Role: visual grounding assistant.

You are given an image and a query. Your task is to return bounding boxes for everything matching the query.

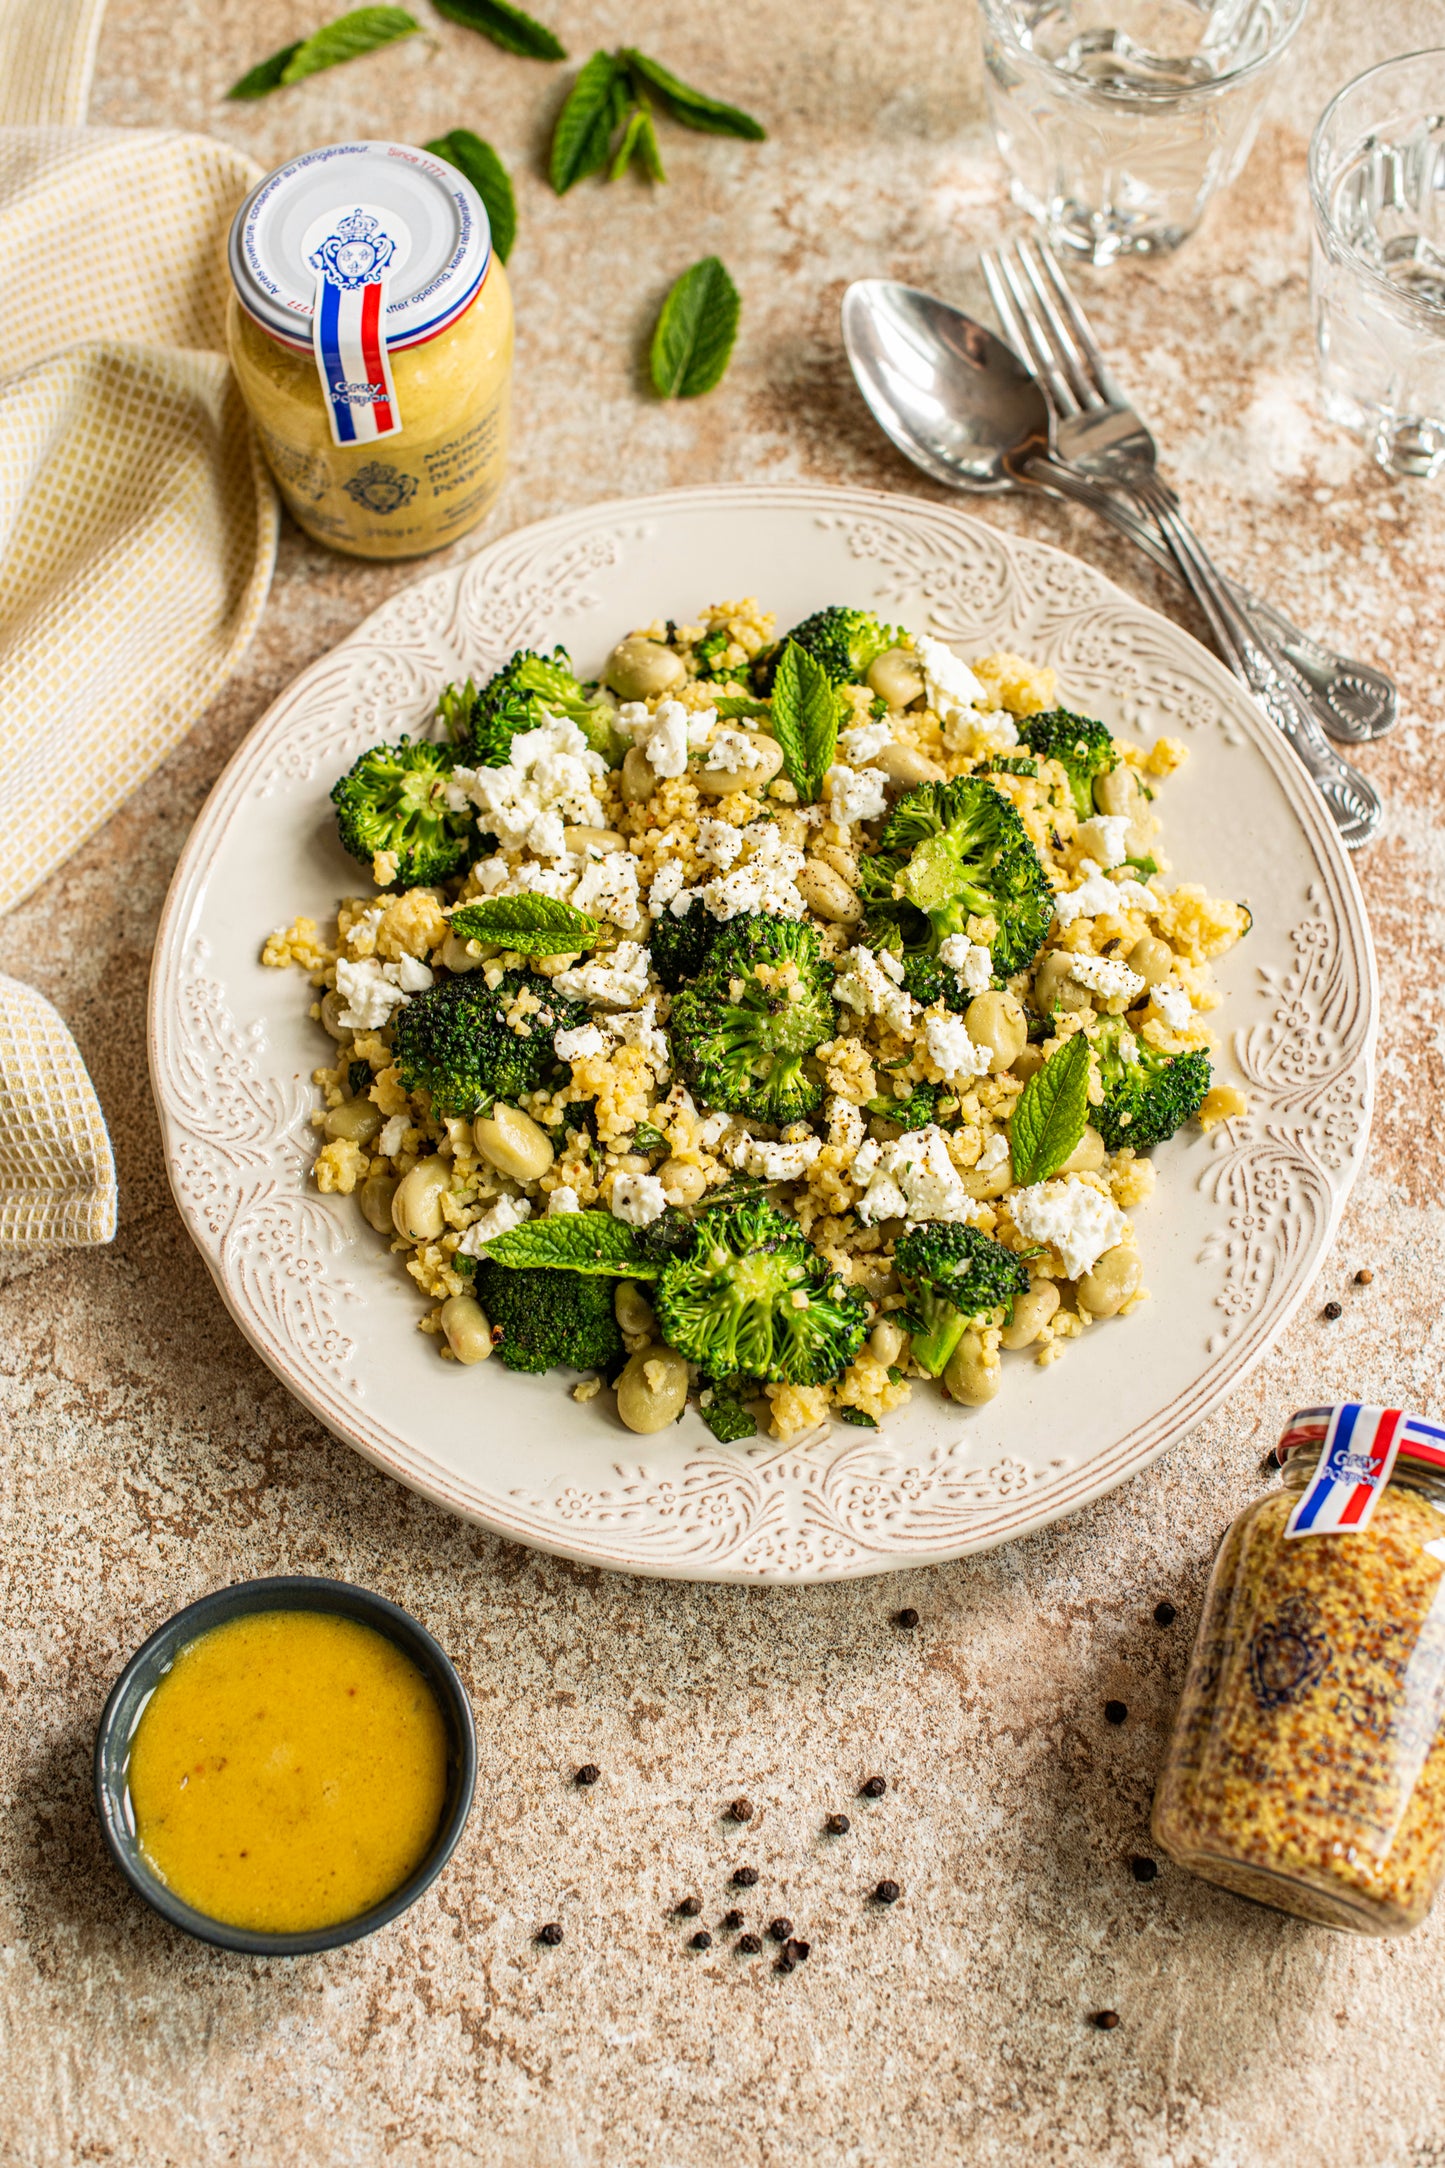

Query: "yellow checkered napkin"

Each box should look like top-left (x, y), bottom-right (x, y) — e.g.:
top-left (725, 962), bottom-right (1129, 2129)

top-left (0, 0), bottom-right (281, 1249)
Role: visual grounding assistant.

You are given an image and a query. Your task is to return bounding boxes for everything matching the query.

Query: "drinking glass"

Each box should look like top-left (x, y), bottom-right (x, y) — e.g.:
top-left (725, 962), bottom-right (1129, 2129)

top-left (977, 0), bottom-right (1310, 265)
top-left (1309, 50), bottom-right (1445, 482)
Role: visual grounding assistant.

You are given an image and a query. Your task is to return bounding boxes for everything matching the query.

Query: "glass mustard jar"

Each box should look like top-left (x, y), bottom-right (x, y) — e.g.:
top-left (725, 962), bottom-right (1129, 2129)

top-left (227, 141), bottom-right (512, 560)
top-left (1153, 1403), bottom-right (1445, 1934)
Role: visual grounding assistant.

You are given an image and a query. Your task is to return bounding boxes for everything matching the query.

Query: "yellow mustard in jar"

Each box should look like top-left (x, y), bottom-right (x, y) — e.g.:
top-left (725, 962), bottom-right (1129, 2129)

top-left (227, 142), bottom-right (512, 560)
top-left (1153, 1402), bottom-right (1445, 1934)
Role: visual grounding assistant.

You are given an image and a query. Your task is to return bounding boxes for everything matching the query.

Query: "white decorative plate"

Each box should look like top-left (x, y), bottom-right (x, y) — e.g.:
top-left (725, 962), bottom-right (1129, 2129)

top-left (149, 485), bottom-right (1376, 1582)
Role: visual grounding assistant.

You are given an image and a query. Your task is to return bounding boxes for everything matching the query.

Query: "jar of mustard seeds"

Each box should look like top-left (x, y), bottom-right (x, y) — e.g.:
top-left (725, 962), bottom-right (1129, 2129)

top-left (227, 141), bottom-right (512, 559)
top-left (1153, 1403), bottom-right (1445, 1935)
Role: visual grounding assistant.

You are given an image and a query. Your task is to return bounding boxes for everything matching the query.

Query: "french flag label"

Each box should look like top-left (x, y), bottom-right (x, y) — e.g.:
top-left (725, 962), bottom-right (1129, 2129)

top-left (308, 206), bottom-right (402, 447)
top-left (1284, 1403), bottom-right (1409, 1537)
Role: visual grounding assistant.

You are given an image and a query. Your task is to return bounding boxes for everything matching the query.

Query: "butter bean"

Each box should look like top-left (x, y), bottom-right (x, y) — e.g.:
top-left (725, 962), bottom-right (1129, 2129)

top-left (943, 1329), bottom-right (1000, 1406)
top-left (319, 989), bottom-right (349, 1040)
top-left (1077, 1245), bottom-right (1143, 1319)
top-left (1093, 764), bottom-right (1149, 821)
top-left (961, 1154), bottom-right (1014, 1202)
top-left (392, 1157), bottom-right (450, 1242)
top-left (605, 635), bottom-right (684, 701)
top-left (965, 989), bottom-right (1028, 1073)
top-left (694, 735), bottom-right (784, 797)
top-left (616, 1346), bottom-right (689, 1434)
top-left (658, 1156), bottom-right (707, 1206)
top-left (621, 746), bottom-right (657, 803)
top-left (1033, 951), bottom-right (1093, 1016)
top-left (870, 740), bottom-right (944, 789)
top-left (614, 1281), bottom-right (657, 1339)
top-left (439, 929), bottom-right (485, 974)
top-left (1012, 1045), bottom-right (1045, 1081)
top-left (473, 1104), bottom-right (554, 1184)
top-left (998, 1278), bottom-right (1059, 1351)
top-left (796, 860), bottom-right (862, 925)
top-left (865, 647), bottom-right (924, 709)
top-left (359, 1173), bottom-right (398, 1234)
top-left (1059, 1123), bottom-right (1106, 1174)
top-left (869, 1317), bottom-right (906, 1367)
top-left (564, 825), bottom-right (627, 855)
top-left (324, 1099), bottom-right (383, 1145)
top-left (1127, 934), bottom-right (1175, 987)
top-left (441, 1293), bottom-right (493, 1365)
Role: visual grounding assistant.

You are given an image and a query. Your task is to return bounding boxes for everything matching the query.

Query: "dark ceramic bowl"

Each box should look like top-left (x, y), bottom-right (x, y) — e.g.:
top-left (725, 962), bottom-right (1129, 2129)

top-left (94, 1575), bottom-right (476, 1956)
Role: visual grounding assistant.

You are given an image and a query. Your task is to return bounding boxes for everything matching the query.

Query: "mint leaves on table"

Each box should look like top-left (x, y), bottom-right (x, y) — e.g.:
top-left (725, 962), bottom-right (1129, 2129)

top-left (425, 130), bottom-right (517, 261)
top-left (229, 6), bottom-right (419, 97)
top-left (767, 639), bottom-right (840, 800)
top-left (549, 49), bottom-right (764, 193)
top-left (449, 895), bottom-right (600, 954)
top-left (649, 256), bottom-right (740, 400)
top-left (1008, 1029), bottom-right (1091, 1185)
top-left (430, 0), bottom-right (564, 59)
top-left (480, 1210), bottom-right (662, 1277)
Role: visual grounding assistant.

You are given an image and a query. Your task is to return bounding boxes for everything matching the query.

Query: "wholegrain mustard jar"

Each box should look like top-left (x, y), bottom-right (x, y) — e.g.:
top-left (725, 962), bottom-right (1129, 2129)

top-left (1153, 1403), bottom-right (1445, 1934)
top-left (227, 141), bottom-right (512, 559)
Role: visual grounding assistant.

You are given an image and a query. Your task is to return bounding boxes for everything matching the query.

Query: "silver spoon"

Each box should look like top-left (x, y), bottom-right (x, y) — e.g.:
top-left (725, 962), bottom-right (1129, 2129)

top-left (841, 280), bottom-right (1397, 746)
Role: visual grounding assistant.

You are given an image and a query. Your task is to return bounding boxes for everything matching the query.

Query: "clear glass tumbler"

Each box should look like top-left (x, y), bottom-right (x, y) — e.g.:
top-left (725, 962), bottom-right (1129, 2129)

top-left (1309, 50), bottom-right (1445, 482)
top-left (977, 0), bottom-right (1310, 265)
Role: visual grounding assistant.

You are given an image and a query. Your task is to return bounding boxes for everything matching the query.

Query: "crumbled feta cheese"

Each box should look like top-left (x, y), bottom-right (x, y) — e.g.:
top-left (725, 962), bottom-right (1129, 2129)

top-left (876, 949), bottom-right (907, 986)
top-left (554, 1021), bottom-right (607, 1064)
top-left (1011, 1178), bottom-right (1128, 1281)
top-left (855, 1124), bottom-right (974, 1225)
top-left (687, 708), bottom-right (719, 747)
top-left (527, 809), bottom-right (569, 860)
top-left (705, 728), bottom-right (769, 772)
top-left (1068, 953), bottom-right (1146, 1005)
top-left (1152, 982), bottom-right (1194, 1031)
top-left (840, 718), bottom-right (894, 765)
top-left (976, 1131), bottom-right (1011, 1174)
top-left (937, 934), bottom-right (993, 996)
top-left (964, 709), bottom-right (1020, 755)
top-left (642, 699), bottom-right (690, 779)
top-left (392, 954), bottom-right (435, 994)
top-left (1077, 814), bottom-right (1132, 869)
top-left (458, 1192), bottom-right (533, 1254)
top-left (855, 1173), bottom-right (908, 1226)
top-left (827, 764), bottom-right (889, 828)
top-left (924, 1009), bottom-right (993, 1081)
top-left (610, 1171), bottom-right (669, 1227)
top-left (334, 956), bottom-right (408, 1031)
top-left (729, 1133), bottom-right (823, 1181)
top-left (616, 701), bottom-right (651, 737)
top-left (609, 999), bottom-right (671, 1071)
top-left (472, 854), bottom-right (512, 895)
top-left (572, 849), bottom-right (642, 930)
top-left (698, 818), bottom-right (744, 868)
top-left (648, 860), bottom-right (687, 913)
top-left (669, 887), bottom-right (701, 918)
top-left (1052, 860), bottom-right (1156, 927)
top-left (695, 1111), bottom-right (733, 1149)
top-left (553, 942), bottom-right (651, 1007)
top-left (853, 1137), bottom-right (882, 1184)
top-left (547, 1185), bottom-right (581, 1215)
top-left (377, 1114), bottom-right (408, 1157)
top-left (913, 634), bottom-right (988, 722)
top-left (827, 1098), bottom-right (865, 1153)
top-left (701, 844), bottom-right (806, 921)
top-left (449, 717), bottom-right (606, 854)
top-left (833, 944), bottom-right (918, 1037)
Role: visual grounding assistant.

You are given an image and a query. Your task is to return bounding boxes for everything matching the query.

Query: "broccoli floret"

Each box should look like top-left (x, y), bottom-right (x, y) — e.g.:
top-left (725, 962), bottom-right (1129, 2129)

top-left (329, 739), bottom-right (473, 888)
top-left (693, 627), bottom-right (733, 681)
top-left (865, 1079), bottom-right (939, 1129)
top-left (756, 606), bottom-right (902, 693)
top-left (1089, 1017), bottom-right (1212, 1152)
top-left (460, 646), bottom-right (621, 767)
top-left (391, 968), bottom-right (586, 1116)
top-left (669, 915), bottom-right (836, 1122)
top-left (655, 1195), bottom-right (868, 1385)
top-left (649, 903), bottom-right (722, 991)
top-left (473, 1261), bottom-right (623, 1375)
top-left (893, 1223), bottom-right (1032, 1378)
top-left (699, 1374), bottom-right (761, 1442)
top-left (1016, 708), bottom-right (1120, 820)
top-left (858, 777), bottom-right (1054, 979)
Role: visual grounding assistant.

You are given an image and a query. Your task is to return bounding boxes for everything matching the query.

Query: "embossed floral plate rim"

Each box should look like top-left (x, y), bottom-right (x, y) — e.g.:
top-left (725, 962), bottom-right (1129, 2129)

top-left (149, 484), bottom-right (1377, 1582)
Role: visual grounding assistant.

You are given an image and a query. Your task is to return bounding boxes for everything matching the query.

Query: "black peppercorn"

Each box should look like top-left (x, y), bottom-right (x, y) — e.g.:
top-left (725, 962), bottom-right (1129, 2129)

top-left (895, 1607), bottom-right (919, 1629)
top-left (1094, 2010), bottom-right (1120, 2031)
top-left (775, 1953), bottom-right (795, 1974)
top-left (1104, 1700), bottom-right (1128, 1725)
top-left (825, 1812), bottom-right (851, 1836)
top-left (729, 1797), bottom-right (754, 1822)
top-left (1129, 1856), bottom-right (1158, 1883)
top-left (574, 1763), bottom-right (600, 1786)
top-left (1323, 1300), bottom-right (1342, 1320)
top-left (738, 1933), bottom-right (762, 1954)
top-left (860, 1776), bottom-right (887, 1798)
top-left (1153, 1601), bottom-right (1176, 1627)
top-left (768, 1916), bottom-right (793, 1941)
top-left (874, 1879), bottom-right (900, 1905)
top-left (786, 1938), bottom-right (810, 1963)
top-left (538, 1922), bottom-right (563, 1945)
top-left (690, 1930), bottom-right (713, 1951)
top-left (732, 1865), bottom-right (759, 1887)
top-left (723, 1909), bottom-right (745, 1931)
top-left (676, 1895), bottom-right (702, 1917)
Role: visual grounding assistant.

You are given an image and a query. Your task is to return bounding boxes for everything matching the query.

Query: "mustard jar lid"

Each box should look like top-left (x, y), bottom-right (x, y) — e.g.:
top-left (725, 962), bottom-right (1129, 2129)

top-left (228, 141), bottom-right (492, 447)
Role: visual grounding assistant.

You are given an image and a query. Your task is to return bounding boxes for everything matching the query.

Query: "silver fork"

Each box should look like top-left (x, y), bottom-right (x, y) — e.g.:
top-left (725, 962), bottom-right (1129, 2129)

top-left (981, 236), bottom-right (1385, 850)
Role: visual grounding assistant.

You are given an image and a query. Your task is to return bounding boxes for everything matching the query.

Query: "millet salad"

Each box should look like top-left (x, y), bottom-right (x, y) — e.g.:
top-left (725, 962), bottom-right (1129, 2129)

top-left (262, 599), bottom-right (1249, 1445)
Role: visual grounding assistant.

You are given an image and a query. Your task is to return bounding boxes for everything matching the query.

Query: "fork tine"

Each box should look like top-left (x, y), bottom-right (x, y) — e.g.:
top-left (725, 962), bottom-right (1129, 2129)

top-left (981, 244), bottom-right (1081, 417)
top-left (1032, 239), bottom-right (1126, 407)
top-left (1015, 238), bottom-right (1101, 412)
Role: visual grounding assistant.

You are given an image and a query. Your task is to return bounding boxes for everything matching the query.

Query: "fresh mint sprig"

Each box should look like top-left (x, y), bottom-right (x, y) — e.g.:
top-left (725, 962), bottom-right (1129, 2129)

top-left (229, 5), bottom-right (419, 98)
top-left (767, 640), bottom-right (841, 801)
top-left (1008, 1030), bottom-right (1092, 1185)
top-left (550, 47), bottom-right (765, 193)
top-left (448, 895), bottom-right (600, 954)
top-left (481, 1211), bottom-right (662, 1277)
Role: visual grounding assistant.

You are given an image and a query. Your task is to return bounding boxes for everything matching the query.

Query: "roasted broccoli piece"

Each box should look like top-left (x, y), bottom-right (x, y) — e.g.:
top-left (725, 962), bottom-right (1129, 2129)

top-left (329, 739), bottom-right (473, 888)
top-left (858, 777), bottom-right (1054, 979)
top-left (649, 902), bottom-right (722, 991)
top-left (655, 1195), bottom-right (868, 1386)
top-left (391, 968), bottom-right (586, 1116)
top-left (865, 1079), bottom-right (939, 1129)
top-left (669, 915), bottom-right (836, 1122)
top-left (755, 606), bottom-right (903, 693)
top-left (458, 646), bottom-right (620, 767)
top-left (893, 1223), bottom-right (1033, 1378)
top-left (1089, 1017), bottom-right (1212, 1152)
top-left (692, 627), bottom-right (733, 681)
top-left (472, 1260), bottom-right (624, 1375)
top-left (699, 1373), bottom-right (761, 1443)
top-left (1016, 708), bottom-right (1120, 821)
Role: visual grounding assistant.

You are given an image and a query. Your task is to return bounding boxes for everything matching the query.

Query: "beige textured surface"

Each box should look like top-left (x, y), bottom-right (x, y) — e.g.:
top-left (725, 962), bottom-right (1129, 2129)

top-left (4, 3), bottom-right (1445, 2161)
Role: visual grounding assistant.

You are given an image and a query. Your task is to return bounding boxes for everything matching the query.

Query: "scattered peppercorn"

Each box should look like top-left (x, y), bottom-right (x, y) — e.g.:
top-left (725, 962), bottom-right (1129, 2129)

top-left (786, 1938), bottom-right (811, 1963)
top-left (1153, 1601), bottom-right (1176, 1627)
top-left (690, 1930), bottom-right (713, 1950)
top-left (729, 1797), bottom-right (754, 1822)
top-left (1104, 1700), bottom-right (1128, 1725)
top-left (775, 1953), bottom-right (795, 1974)
top-left (723, 1909), bottom-right (745, 1931)
top-left (574, 1763), bottom-right (600, 1786)
top-left (895, 1607), bottom-right (919, 1629)
top-left (1356, 1267), bottom-right (1374, 1285)
top-left (538, 1923), bottom-right (563, 1945)
top-left (1323, 1300), bottom-right (1342, 1321)
top-left (874, 1879), bottom-right (900, 1905)
top-left (1094, 2010), bottom-right (1120, 2031)
top-left (732, 1865), bottom-right (759, 1887)
top-left (676, 1896), bottom-right (702, 1917)
top-left (768, 1917), bottom-right (793, 1941)
top-left (738, 1933), bottom-right (762, 1954)
top-left (1129, 1856), bottom-right (1158, 1883)
top-left (825, 1812), bottom-right (851, 1836)
top-left (860, 1776), bottom-right (887, 1798)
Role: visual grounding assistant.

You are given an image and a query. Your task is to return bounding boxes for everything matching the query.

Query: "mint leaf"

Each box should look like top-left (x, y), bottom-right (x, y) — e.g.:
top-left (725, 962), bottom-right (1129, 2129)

top-left (711, 694), bottom-right (769, 720)
top-left (449, 896), bottom-right (600, 954)
top-left (837, 1407), bottom-right (878, 1428)
top-left (609, 104), bottom-right (649, 181)
top-left (481, 1211), bottom-right (660, 1277)
top-left (622, 50), bottom-right (766, 140)
top-left (1009, 1030), bottom-right (1091, 1185)
top-left (649, 256), bottom-right (740, 399)
top-left (635, 107), bottom-right (666, 182)
top-left (229, 6), bottom-right (419, 96)
top-left (425, 131), bottom-right (517, 262)
top-left (431, 0), bottom-right (564, 59)
top-left (768, 640), bottom-right (839, 801)
top-left (550, 51), bottom-right (629, 193)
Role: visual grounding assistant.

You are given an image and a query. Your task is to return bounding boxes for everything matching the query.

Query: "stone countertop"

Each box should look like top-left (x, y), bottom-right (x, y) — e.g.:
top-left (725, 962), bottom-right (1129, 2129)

top-left (4, 3), bottom-right (1445, 2162)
